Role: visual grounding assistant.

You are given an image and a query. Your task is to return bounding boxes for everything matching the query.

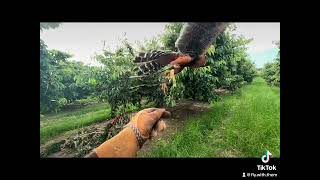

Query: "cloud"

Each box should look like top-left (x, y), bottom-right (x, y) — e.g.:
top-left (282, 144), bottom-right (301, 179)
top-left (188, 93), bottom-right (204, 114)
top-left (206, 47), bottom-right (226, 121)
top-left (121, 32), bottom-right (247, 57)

top-left (234, 23), bottom-right (280, 67)
top-left (40, 23), bottom-right (167, 65)
top-left (40, 22), bottom-right (280, 67)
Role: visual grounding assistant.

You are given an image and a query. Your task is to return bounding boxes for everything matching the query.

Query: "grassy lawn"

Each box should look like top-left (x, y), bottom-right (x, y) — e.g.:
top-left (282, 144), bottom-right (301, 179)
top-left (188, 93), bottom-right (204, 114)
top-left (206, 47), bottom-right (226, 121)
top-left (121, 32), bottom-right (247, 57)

top-left (40, 103), bottom-right (111, 144)
top-left (143, 77), bottom-right (280, 157)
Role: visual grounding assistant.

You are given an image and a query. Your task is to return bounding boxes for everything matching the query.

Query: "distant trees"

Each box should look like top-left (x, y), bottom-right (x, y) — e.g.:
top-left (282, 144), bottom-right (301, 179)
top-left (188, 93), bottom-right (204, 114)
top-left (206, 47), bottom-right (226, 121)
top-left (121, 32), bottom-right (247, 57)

top-left (94, 23), bottom-right (257, 115)
top-left (40, 23), bottom-right (257, 115)
top-left (262, 41), bottom-right (280, 87)
top-left (40, 23), bottom-right (61, 31)
top-left (40, 23), bottom-right (99, 113)
top-left (40, 41), bottom-right (99, 112)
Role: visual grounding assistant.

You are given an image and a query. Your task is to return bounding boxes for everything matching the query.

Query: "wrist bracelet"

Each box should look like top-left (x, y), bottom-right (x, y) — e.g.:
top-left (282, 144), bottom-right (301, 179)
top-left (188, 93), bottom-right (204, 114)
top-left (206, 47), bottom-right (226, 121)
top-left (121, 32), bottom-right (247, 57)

top-left (123, 123), bottom-right (146, 148)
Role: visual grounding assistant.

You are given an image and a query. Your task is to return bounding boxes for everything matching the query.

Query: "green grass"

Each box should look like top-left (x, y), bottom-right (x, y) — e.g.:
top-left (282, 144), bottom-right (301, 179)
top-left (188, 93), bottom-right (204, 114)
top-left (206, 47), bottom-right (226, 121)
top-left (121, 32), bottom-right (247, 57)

top-left (40, 103), bottom-right (111, 144)
top-left (143, 77), bottom-right (280, 157)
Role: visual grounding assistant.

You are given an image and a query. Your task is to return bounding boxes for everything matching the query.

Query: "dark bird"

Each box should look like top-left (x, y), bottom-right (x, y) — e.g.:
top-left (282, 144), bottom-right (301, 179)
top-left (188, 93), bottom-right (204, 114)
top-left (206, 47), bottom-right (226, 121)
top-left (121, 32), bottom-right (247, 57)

top-left (133, 22), bottom-right (229, 76)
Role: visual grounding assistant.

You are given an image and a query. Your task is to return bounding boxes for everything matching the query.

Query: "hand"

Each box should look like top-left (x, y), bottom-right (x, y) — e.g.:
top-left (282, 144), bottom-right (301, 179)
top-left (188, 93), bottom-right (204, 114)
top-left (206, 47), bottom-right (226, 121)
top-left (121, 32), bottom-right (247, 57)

top-left (129, 108), bottom-right (171, 139)
top-left (86, 108), bottom-right (171, 158)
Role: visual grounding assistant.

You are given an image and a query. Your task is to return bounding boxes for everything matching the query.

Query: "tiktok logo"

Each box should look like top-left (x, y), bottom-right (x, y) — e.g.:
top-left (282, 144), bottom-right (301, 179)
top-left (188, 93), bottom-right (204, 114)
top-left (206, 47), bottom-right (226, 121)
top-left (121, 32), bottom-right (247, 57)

top-left (261, 150), bottom-right (272, 163)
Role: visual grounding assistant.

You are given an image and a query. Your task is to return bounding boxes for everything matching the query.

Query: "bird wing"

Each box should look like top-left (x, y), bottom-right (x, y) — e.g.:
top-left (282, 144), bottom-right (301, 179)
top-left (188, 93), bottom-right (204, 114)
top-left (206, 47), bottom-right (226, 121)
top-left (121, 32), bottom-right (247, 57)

top-left (133, 50), bottom-right (179, 76)
top-left (132, 23), bottom-right (228, 76)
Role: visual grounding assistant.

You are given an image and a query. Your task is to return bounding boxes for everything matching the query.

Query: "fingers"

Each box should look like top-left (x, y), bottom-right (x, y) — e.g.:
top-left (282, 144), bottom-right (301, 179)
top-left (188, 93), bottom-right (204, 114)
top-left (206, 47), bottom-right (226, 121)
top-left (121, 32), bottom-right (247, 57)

top-left (139, 108), bottom-right (171, 131)
top-left (143, 108), bottom-right (171, 118)
top-left (147, 108), bottom-right (166, 124)
top-left (146, 108), bottom-right (170, 128)
top-left (143, 108), bottom-right (159, 113)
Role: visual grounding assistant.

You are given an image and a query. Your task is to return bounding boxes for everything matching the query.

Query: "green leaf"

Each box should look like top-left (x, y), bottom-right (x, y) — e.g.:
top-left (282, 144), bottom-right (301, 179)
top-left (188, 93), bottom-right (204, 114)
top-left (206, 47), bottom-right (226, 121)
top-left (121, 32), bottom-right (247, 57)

top-left (207, 45), bottom-right (215, 56)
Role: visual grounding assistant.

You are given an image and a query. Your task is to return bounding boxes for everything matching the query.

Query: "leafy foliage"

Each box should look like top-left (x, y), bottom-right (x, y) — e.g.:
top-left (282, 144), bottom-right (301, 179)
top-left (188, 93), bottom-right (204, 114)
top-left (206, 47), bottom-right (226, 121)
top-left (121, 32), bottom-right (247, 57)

top-left (40, 40), bottom-right (99, 113)
top-left (94, 40), bottom-right (168, 116)
top-left (262, 41), bottom-right (280, 87)
top-left (160, 23), bottom-right (257, 105)
top-left (40, 40), bottom-right (69, 112)
top-left (40, 23), bottom-right (257, 115)
top-left (161, 23), bottom-right (184, 51)
top-left (40, 23), bottom-right (61, 31)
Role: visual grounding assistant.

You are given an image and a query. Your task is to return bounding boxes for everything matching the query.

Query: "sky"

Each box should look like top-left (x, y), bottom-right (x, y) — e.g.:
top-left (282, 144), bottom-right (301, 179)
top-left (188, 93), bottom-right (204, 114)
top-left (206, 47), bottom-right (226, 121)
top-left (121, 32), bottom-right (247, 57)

top-left (235, 23), bottom-right (280, 68)
top-left (40, 22), bottom-right (280, 68)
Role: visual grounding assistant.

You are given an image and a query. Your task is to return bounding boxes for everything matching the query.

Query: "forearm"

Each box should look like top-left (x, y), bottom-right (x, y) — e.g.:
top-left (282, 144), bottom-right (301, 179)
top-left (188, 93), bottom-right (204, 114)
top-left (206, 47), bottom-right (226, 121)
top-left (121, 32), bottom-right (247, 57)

top-left (85, 108), bottom-right (168, 158)
top-left (86, 127), bottom-right (140, 158)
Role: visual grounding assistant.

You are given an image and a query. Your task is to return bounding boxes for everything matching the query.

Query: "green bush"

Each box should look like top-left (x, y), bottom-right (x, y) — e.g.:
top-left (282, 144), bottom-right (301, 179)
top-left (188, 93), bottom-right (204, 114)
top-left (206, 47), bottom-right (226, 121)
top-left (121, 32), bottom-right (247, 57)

top-left (40, 23), bottom-right (257, 115)
top-left (262, 41), bottom-right (280, 87)
top-left (162, 23), bottom-right (257, 103)
top-left (40, 39), bottom-right (101, 113)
